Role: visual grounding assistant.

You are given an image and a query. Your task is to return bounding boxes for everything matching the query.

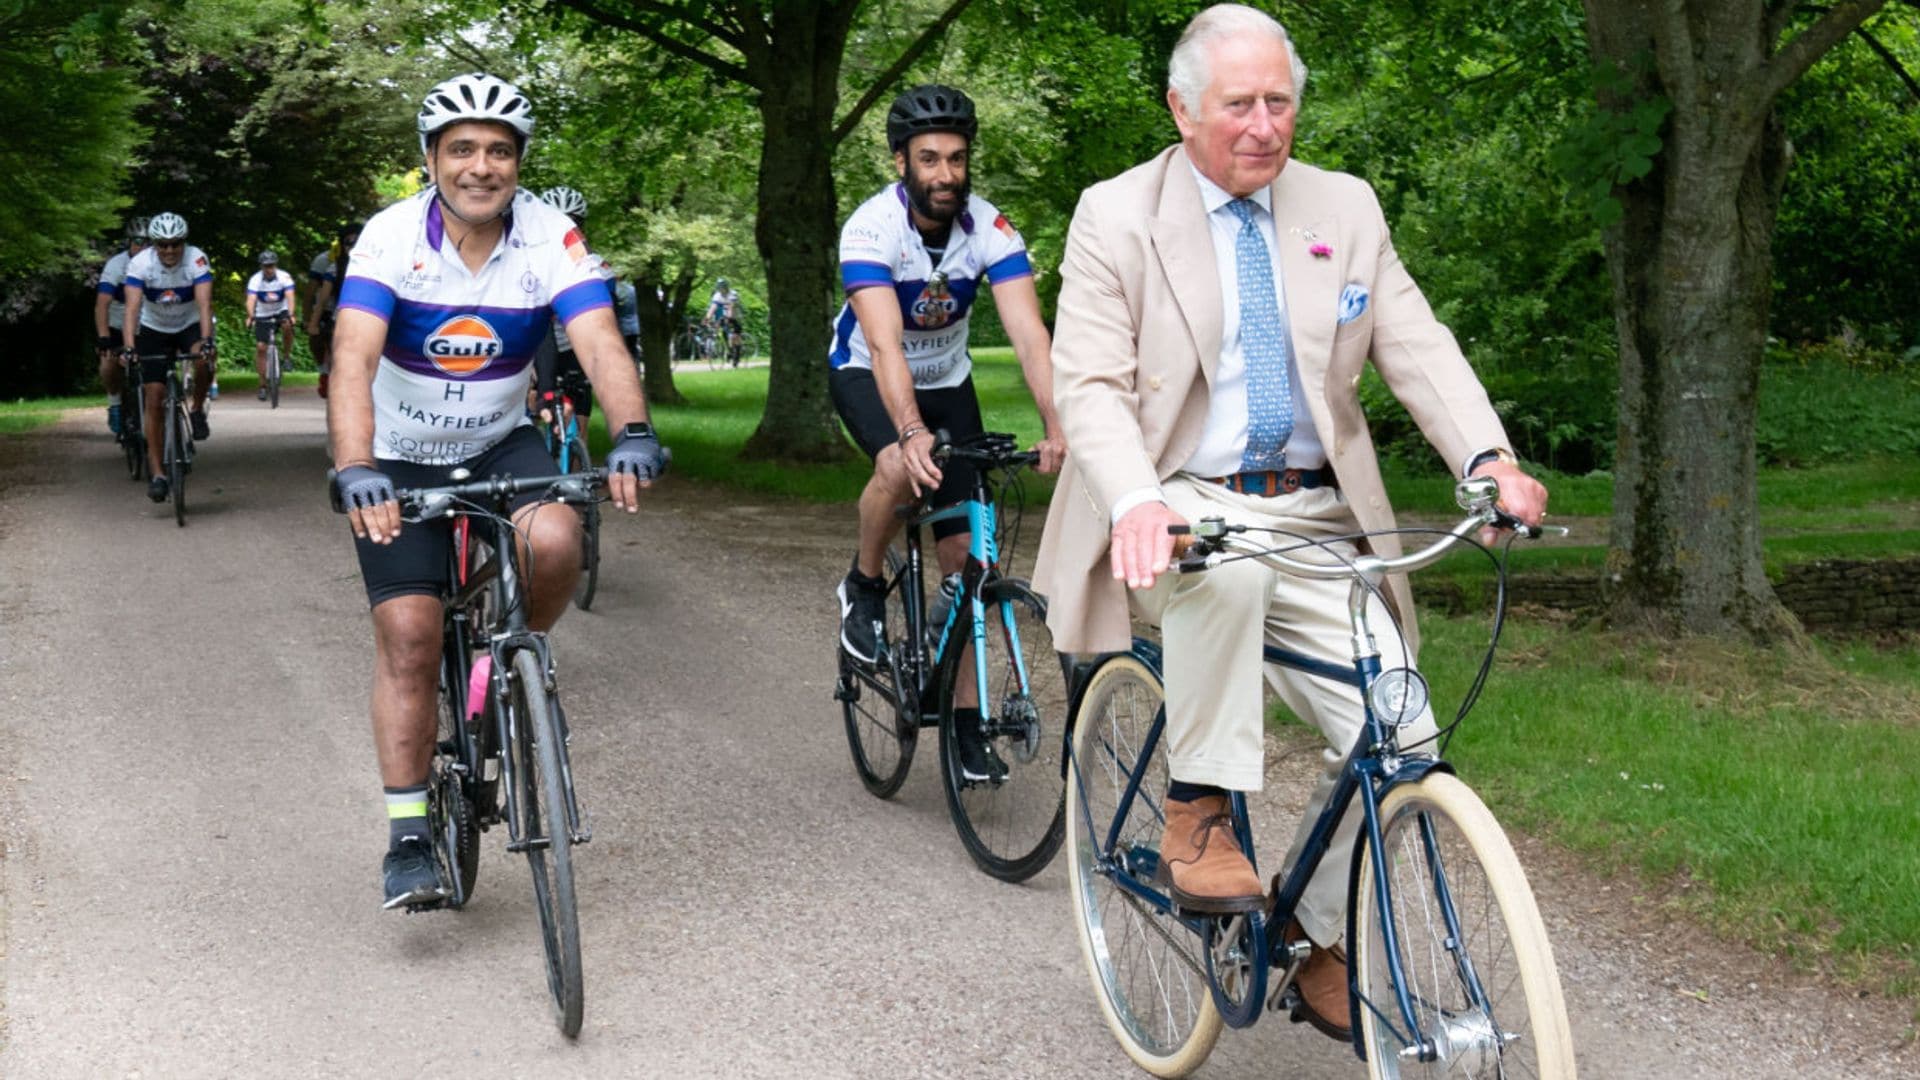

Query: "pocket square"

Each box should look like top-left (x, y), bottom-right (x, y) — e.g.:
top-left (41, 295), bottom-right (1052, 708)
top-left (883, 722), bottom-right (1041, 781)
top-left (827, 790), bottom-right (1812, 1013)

top-left (1337, 284), bottom-right (1370, 325)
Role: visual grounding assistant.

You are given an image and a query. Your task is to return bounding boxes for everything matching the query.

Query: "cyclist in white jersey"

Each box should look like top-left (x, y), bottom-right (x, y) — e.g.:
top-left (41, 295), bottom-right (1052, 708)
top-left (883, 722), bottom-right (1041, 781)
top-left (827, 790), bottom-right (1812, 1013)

top-left (327, 73), bottom-right (665, 910)
top-left (705, 279), bottom-right (742, 366)
top-left (829, 84), bottom-right (1065, 782)
top-left (95, 216), bottom-right (148, 434)
top-left (245, 251), bottom-right (298, 400)
top-left (306, 221), bottom-right (362, 399)
top-left (121, 211), bottom-right (215, 503)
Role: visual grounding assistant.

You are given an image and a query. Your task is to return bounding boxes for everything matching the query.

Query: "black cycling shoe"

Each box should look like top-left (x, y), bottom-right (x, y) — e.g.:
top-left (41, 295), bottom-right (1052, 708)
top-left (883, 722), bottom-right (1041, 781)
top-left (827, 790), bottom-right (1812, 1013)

top-left (147, 476), bottom-right (168, 503)
top-left (837, 572), bottom-right (887, 665)
top-left (189, 410), bottom-right (210, 440)
top-left (957, 724), bottom-right (1010, 785)
top-left (381, 837), bottom-right (449, 910)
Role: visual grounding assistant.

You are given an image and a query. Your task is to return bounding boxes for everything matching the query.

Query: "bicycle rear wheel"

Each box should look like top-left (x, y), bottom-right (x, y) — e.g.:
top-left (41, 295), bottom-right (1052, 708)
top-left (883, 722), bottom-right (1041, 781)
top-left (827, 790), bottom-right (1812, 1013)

top-left (166, 393), bottom-right (187, 527)
top-left (1065, 651), bottom-right (1221, 1076)
top-left (570, 437), bottom-right (600, 611)
top-left (1352, 772), bottom-right (1575, 1079)
top-left (937, 577), bottom-right (1067, 882)
top-left (507, 647), bottom-right (584, 1037)
top-left (839, 549), bottom-right (917, 798)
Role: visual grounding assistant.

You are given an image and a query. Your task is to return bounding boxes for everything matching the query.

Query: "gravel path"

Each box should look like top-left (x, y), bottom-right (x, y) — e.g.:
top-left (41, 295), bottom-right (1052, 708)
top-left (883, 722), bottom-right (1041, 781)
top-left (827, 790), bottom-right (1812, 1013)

top-left (1, 394), bottom-right (1912, 1077)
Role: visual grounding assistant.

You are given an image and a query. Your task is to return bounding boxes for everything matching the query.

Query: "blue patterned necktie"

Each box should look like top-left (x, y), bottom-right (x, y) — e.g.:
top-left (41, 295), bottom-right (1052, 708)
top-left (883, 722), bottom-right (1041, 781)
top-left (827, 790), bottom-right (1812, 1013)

top-left (1226, 198), bottom-right (1294, 471)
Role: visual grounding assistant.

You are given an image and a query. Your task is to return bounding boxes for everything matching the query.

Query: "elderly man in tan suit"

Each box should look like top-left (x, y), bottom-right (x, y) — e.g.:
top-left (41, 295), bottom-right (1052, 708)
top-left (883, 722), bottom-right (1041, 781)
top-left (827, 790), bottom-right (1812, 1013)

top-left (1033, 3), bottom-right (1547, 1040)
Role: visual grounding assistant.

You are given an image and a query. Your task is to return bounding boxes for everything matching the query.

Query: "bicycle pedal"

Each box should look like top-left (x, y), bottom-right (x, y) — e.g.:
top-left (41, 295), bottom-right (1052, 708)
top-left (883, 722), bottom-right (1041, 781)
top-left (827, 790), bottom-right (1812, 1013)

top-left (402, 897), bottom-right (451, 914)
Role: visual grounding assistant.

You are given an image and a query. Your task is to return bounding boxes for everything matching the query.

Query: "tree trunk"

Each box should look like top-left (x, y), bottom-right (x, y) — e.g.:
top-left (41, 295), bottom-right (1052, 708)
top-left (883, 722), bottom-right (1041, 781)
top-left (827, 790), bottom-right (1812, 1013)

top-left (741, 18), bottom-right (854, 463)
top-left (1586, 2), bottom-right (1805, 641)
top-left (633, 262), bottom-right (684, 406)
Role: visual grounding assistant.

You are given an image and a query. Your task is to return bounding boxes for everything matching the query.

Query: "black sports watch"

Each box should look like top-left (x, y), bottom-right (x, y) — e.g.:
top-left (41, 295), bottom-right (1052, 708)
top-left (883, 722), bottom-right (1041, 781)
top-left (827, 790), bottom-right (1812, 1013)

top-left (619, 421), bottom-right (657, 442)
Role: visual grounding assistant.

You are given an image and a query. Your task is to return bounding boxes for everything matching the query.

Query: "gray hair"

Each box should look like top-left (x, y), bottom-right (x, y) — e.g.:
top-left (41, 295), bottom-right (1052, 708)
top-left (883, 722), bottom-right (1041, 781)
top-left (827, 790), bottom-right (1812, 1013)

top-left (1167, 4), bottom-right (1307, 112)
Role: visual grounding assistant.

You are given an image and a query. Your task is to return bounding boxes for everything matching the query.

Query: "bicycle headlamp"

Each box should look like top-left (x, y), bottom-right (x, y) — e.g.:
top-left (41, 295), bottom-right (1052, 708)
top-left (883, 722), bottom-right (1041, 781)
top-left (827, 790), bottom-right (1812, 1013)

top-left (1369, 668), bottom-right (1429, 728)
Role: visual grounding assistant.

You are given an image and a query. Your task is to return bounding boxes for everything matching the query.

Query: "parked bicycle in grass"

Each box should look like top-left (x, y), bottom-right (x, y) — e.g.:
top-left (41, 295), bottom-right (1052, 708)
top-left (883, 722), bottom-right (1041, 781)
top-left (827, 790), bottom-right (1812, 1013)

top-left (835, 431), bottom-right (1067, 881)
top-left (1064, 476), bottom-right (1575, 1078)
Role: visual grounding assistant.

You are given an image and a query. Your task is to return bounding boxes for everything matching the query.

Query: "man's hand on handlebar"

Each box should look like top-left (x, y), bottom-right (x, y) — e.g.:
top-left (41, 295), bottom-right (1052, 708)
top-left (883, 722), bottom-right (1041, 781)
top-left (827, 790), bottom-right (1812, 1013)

top-left (604, 427), bottom-right (665, 511)
top-left (1469, 460), bottom-right (1549, 546)
top-left (898, 428), bottom-right (942, 497)
top-left (1031, 427), bottom-right (1066, 476)
top-left (336, 464), bottom-right (400, 544)
top-left (1111, 500), bottom-right (1189, 590)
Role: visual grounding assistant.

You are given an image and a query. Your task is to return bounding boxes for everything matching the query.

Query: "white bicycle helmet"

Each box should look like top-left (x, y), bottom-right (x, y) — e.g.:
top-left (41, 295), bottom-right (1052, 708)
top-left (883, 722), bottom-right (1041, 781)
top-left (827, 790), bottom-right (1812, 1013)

top-left (417, 73), bottom-right (535, 154)
top-left (148, 212), bottom-right (188, 241)
top-left (540, 185), bottom-right (587, 219)
top-left (126, 216), bottom-right (151, 240)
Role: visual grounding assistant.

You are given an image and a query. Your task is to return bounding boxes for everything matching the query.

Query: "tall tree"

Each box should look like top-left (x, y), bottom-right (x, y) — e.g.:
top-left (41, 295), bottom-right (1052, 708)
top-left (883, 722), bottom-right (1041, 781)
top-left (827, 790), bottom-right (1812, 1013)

top-left (552, 0), bottom-right (978, 462)
top-left (1581, 0), bottom-right (1890, 639)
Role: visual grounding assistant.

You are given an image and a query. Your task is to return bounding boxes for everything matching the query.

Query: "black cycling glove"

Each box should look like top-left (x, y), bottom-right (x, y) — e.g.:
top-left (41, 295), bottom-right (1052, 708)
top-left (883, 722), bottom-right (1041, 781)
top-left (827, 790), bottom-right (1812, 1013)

top-left (335, 464), bottom-right (396, 511)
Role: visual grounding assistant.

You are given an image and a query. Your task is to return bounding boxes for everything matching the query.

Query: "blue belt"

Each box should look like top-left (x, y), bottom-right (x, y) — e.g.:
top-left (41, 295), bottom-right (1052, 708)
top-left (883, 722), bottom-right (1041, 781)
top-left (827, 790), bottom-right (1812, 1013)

top-left (1205, 467), bottom-right (1336, 497)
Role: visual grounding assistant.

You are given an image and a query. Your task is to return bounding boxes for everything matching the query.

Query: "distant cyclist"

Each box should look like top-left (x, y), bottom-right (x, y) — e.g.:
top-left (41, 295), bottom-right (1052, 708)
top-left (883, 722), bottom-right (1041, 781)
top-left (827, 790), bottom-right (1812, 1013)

top-left (828, 84), bottom-right (1065, 781)
top-left (613, 271), bottom-right (641, 361)
top-left (705, 277), bottom-right (743, 366)
top-left (94, 216), bottom-right (149, 435)
top-left (306, 221), bottom-right (363, 399)
top-left (328, 74), bottom-right (662, 910)
top-left (245, 251), bottom-right (298, 400)
top-left (121, 211), bottom-right (214, 503)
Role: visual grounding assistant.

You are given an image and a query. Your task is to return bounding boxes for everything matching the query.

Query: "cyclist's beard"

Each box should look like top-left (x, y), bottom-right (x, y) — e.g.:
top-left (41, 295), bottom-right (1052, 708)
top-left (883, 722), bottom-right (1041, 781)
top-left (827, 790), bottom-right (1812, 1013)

top-left (905, 171), bottom-right (970, 224)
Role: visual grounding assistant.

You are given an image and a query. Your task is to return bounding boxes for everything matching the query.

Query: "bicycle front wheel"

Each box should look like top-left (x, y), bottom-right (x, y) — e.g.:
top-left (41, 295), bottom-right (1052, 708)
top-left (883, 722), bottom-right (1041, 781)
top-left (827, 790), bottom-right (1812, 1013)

top-left (1353, 772), bottom-right (1575, 1079)
top-left (937, 577), bottom-right (1067, 882)
top-left (1065, 651), bottom-right (1221, 1077)
top-left (167, 397), bottom-right (188, 527)
top-left (839, 548), bottom-right (916, 798)
top-left (507, 647), bottom-right (584, 1037)
top-left (267, 344), bottom-right (281, 408)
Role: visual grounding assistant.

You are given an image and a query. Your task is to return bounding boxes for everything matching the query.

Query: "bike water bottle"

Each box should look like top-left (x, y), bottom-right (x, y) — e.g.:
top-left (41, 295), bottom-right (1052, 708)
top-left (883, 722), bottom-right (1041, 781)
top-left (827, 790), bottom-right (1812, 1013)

top-left (927, 572), bottom-right (963, 648)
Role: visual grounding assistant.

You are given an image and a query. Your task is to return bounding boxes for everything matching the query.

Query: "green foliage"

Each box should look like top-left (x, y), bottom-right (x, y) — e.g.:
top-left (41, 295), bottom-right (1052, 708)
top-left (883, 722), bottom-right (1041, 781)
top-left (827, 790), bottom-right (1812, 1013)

top-left (1549, 56), bottom-right (1672, 228)
top-left (0, 1), bottom-right (146, 276)
top-left (1756, 342), bottom-right (1920, 467)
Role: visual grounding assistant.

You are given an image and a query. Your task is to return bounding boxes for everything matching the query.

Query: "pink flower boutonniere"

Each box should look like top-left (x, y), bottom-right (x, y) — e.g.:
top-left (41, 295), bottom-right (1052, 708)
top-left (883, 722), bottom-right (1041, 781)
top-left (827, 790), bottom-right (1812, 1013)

top-left (1309, 243), bottom-right (1333, 259)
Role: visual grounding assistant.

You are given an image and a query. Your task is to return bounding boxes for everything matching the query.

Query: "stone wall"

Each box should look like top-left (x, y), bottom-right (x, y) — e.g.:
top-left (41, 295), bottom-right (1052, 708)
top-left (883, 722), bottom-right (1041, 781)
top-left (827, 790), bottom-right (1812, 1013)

top-left (1422, 558), bottom-right (1920, 634)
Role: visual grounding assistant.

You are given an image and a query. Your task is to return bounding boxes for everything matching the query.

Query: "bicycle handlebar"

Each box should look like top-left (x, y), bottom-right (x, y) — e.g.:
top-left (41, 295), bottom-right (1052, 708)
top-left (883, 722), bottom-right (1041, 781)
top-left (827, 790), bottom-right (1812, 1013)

top-left (929, 429), bottom-right (1040, 470)
top-left (1172, 476), bottom-right (1567, 580)
top-left (326, 451), bottom-right (671, 518)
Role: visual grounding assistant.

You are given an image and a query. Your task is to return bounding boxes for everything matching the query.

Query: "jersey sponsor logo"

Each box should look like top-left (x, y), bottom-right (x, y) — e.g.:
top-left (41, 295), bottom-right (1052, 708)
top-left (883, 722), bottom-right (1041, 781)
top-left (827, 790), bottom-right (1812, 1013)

top-left (993, 214), bottom-right (1017, 241)
top-left (910, 273), bottom-right (957, 330)
top-left (423, 314), bottom-right (503, 375)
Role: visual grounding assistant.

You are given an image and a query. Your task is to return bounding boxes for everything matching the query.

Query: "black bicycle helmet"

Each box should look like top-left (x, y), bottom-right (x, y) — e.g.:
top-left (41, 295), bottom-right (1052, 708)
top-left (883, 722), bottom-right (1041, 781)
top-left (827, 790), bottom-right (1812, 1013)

top-left (885, 84), bottom-right (977, 153)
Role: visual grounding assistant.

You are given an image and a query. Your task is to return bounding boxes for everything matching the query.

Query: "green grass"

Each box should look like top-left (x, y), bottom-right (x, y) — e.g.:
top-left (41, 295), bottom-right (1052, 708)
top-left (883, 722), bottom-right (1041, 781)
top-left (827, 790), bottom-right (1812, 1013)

top-left (1400, 614), bottom-right (1920, 990)
top-left (0, 395), bottom-right (103, 435)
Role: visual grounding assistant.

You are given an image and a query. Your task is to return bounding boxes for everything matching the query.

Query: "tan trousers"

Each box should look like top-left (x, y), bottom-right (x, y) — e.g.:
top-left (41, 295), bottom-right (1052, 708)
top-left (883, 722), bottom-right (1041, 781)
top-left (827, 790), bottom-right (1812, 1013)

top-left (1129, 475), bottom-right (1437, 948)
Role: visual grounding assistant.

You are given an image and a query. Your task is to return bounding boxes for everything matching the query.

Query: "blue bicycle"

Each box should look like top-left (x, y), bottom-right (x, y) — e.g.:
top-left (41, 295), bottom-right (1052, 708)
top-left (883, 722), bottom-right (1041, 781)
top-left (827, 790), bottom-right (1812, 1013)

top-left (539, 387), bottom-right (601, 611)
top-left (834, 431), bottom-right (1068, 882)
top-left (1064, 477), bottom-right (1575, 1077)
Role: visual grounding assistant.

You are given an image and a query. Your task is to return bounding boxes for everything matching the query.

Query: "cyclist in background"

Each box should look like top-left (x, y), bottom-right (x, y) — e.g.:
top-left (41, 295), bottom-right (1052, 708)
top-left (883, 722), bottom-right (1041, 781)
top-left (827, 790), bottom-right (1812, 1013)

top-left (613, 271), bottom-right (641, 361)
top-left (95, 216), bottom-right (149, 435)
top-left (531, 185), bottom-right (609, 427)
top-left (328, 74), bottom-right (662, 910)
top-left (828, 84), bottom-right (1065, 782)
top-left (705, 277), bottom-right (743, 366)
top-left (306, 221), bottom-right (363, 399)
top-left (121, 211), bottom-right (214, 503)
top-left (245, 251), bottom-right (298, 400)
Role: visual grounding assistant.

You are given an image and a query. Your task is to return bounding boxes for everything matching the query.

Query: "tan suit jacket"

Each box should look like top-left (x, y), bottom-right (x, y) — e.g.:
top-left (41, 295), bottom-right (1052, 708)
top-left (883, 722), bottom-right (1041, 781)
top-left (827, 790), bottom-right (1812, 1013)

top-left (1034, 145), bottom-right (1510, 654)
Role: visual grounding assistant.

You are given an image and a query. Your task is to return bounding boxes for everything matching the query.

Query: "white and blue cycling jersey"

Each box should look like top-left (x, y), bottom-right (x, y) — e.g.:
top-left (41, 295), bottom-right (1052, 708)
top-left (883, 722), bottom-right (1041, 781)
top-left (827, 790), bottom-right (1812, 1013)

top-left (125, 245), bottom-right (213, 334)
top-left (337, 188), bottom-right (612, 465)
top-left (246, 270), bottom-right (297, 318)
top-left (828, 184), bottom-right (1032, 390)
top-left (97, 250), bottom-right (134, 331)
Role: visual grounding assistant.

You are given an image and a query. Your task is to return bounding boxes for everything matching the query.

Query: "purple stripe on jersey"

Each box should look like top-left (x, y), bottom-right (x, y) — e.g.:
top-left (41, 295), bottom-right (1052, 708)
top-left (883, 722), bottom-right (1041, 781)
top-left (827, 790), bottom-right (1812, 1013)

top-left (191, 273), bottom-right (212, 285)
top-left (842, 261), bottom-right (894, 291)
top-left (552, 279), bottom-right (612, 325)
top-left (984, 251), bottom-right (1033, 285)
top-left (125, 275), bottom-right (145, 289)
top-left (340, 276), bottom-right (397, 321)
top-left (425, 198), bottom-right (445, 252)
top-left (97, 282), bottom-right (119, 296)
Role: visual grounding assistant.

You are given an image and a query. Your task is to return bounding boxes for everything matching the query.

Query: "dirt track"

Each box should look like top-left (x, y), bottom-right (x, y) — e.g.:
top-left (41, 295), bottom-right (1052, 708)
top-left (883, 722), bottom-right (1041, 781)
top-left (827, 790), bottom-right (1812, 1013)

top-left (1, 394), bottom-right (1913, 1078)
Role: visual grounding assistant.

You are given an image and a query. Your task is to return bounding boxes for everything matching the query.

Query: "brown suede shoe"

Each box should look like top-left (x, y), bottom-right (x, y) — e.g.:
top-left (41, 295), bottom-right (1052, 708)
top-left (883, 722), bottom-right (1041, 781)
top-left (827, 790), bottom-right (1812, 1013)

top-left (1285, 919), bottom-right (1352, 1041)
top-left (1160, 795), bottom-right (1264, 913)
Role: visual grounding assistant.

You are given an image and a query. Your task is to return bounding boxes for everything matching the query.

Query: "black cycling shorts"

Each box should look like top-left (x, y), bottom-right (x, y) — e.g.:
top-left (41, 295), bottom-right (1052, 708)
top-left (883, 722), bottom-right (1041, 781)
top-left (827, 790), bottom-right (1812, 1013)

top-left (829, 367), bottom-right (983, 540)
top-left (252, 314), bottom-right (289, 343)
top-left (134, 326), bottom-right (203, 383)
top-left (352, 425), bottom-right (561, 608)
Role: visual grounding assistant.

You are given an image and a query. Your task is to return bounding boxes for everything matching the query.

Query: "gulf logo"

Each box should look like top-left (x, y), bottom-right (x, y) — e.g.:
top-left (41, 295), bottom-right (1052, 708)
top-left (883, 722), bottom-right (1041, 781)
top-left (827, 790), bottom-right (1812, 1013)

top-left (423, 314), bottom-right (503, 375)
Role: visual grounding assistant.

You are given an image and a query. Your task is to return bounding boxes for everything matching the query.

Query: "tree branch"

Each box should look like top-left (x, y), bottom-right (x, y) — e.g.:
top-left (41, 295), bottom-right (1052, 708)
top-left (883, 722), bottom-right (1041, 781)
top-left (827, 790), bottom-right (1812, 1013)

top-left (830, 0), bottom-right (979, 145)
top-left (1651, 0), bottom-right (1702, 117)
top-left (1856, 23), bottom-right (1920, 102)
top-left (1762, 0), bottom-right (1889, 105)
top-left (553, 0), bottom-right (755, 86)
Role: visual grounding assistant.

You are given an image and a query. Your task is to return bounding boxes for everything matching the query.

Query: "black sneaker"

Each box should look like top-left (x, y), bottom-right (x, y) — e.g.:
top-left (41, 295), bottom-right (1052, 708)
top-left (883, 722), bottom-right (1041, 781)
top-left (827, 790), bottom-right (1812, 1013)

top-left (957, 723), bottom-right (1009, 785)
top-left (189, 410), bottom-right (210, 440)
top-left (256, 387), bottom-right (269, 402)
top-left (837, 573), bottom-right (887, 664)
top-left (147, 476), bottom-right (168, 503)
top-left (381, 837), bottom-right (448, 910)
